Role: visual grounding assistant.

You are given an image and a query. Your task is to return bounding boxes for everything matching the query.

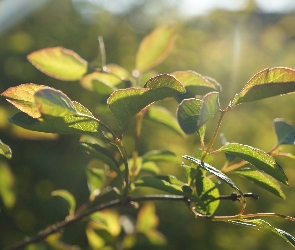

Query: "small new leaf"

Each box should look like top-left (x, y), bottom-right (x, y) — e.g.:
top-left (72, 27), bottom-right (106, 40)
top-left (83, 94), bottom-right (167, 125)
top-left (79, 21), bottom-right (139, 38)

top-left (34, 88), bottom-right (78, 117)
top-left (273, 118), bottom-right (295, 145)
top-left (233, 67), bottom-right (295, 105)
top-left (218, 143), bottom-right (288, 185)
top-left (136, 23), bottom-right (176, 73)
top-left (28, 47), bottom-right (88, 81)
top-left (0, 140), bottom-right (12, 159)
top-left (51, 189), bottom-right (76, 218)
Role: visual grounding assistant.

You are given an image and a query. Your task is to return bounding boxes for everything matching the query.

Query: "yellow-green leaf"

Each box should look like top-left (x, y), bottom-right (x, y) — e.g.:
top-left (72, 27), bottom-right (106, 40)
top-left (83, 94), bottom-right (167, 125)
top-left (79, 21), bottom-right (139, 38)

top-left (0, 161), bottom-right (16, 208)
top-left (28, 47), bottom-right (88, 81)
top-left (107, 74), bottom-right (185, 128)
top-left (0, 140), bottom-right (12, 160)
top-left (9, 102), bottom-right (104, 137)
top-left (51, 189), bottom-right (76, 218)
top-left (1, 83), bottom-right (46, 118)
top-left (234, 169), bottom-right (285, 199)
top-left (144, 106), bottom-right (184, 137)
top-left (218, 143), bottom-right (288, 185)
top-left (136, 24), bottom-right (176, 73)
top-left (233, 67), bottom-right (295, 105)
top-left (34, 88), bottom-right (78, 117)
top-left (171, 71), bottom-right (219, 97)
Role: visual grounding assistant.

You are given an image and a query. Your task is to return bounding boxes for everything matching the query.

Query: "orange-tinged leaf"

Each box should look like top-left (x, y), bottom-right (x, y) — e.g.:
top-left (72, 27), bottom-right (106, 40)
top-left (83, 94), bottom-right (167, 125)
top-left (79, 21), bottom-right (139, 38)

top-left (28, 47), bottom-right (88, 81)
top-left (233, 67), bottom-right (295, 105)
top-left (1, 84), bottom-right (46, 118)
top-left (136, 24), bottom-right (176, 73)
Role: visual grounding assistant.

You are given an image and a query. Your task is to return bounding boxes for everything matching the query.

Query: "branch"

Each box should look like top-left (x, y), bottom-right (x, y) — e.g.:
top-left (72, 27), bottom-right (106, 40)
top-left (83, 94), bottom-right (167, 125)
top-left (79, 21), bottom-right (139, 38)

top-left (4, 195), bottom-right (188, 250)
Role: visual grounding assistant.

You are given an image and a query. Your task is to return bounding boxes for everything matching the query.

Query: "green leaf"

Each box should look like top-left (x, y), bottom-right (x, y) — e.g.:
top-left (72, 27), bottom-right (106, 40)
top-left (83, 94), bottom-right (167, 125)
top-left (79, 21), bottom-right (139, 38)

top-left (107, 74), bottom-right (185, 128)
top-left (197, 91), bottom-right (220, 128)
top-left (105, 63), bottom-right (132, 83)
top-left (273, 118), bottom-right (295, 145)
top-left (136, 23), bottom-right (176, 73)
top-left (135, 175), bottom-right (190, 196)
top-left (9, 102), bottom-right (104, 137)
top-left (142, 150), bottom-right (179, 164)
top-left (27, 47), bottom-right (88, 81)
top-left (177, 98), bottom-right (203, 134)
top-left (182, 155), bottom-right (242, 194)
top-left (51, 189), bottom-right (76, 217)
top-left (171, 71), bottom-right (219, 98)
top-left (195, 168), bottom-right (220, 215)
top-left (144, 106), bottom-right (184, 137)
top-left (1, 83), bottom-right (46, 118)
top-left (80, 142), bottom-right (120, 177)
top-left (80, 71), bottom-right (126, 96)
top-left (136, 203), bottom-right (158, 232)
top-left (34, 88), bottom-right (78, 117)
top-left (86, 168), bottom-right (106, 201)
top-left (229, 219), bottom-right (295, 247)
top-left (0, 161), bottom-right (16, 208)
top-left (218, 143), bottom-right (288, 185)
top-left (233, 67), bottom-right (295, 105)
top-left (0, 140), bottom-right (12, 159)
top-left (141, 162), bottom-right (160, 175)
top-left (220, 133), bottom-right (236, 162)
top-left (233, 169), bottom-right (285, 199)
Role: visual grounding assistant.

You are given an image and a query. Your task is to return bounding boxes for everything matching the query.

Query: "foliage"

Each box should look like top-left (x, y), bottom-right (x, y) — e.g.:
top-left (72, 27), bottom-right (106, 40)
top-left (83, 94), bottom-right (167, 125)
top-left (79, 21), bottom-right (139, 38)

top-left (1, 23), bottom-right (295, 250)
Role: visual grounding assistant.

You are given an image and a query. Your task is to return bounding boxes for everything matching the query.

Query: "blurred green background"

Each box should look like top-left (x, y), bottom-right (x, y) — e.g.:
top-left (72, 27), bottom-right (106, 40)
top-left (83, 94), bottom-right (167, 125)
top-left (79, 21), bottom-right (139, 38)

top-left (1, 0), bottom-right (295, 249)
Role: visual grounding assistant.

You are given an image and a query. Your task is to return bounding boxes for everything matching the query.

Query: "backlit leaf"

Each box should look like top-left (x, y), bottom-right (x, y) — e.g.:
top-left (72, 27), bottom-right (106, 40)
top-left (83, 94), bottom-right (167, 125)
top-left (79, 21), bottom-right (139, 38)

top-left (197, 91), bottom-right (220, 128)
top-left (273, 118), bottom-right (295, 145)
top-left (0, 162), bottom-right (15, 208)
top-left (107, 74), bottom-right (185, 128)
top-left (105, 63), bottom-right (132, 82)
top-left (144, 105), bottom-right (184, 137)
top-left (220, 133), bottom-right (236, 162)
top-left (195, 168), bottom-right (220, 215)
top-left (135, 175), bottom-right (190, 196)
top-left (182, 155), bottom-right (242, 194)
top-left (51, 189), bottom-right (76, 217)
top-left (177, 98), bottom-right (203, 134)
top-left (28, 47), bottom-right (88, 81)
top-left (80, 71), bottom-right (125, 96)
top-left (9, 102), bottom-right (104, 137)
top-left (234, 169), bottom-right (285, 199)
top-left (136, 203), bottom-right (158, 232)
top-left (142, 150), bottom-right (179, 164)
top-left (218, 143), bottom-right (288, 185)
top-left (80, 142), bottom-right (120, 177)
top-left (171, 71), bottom-right (219, 98)
top-left (136, 24), bottom-right (176, 73)
top-left (0, 140), bottom-right (12, 159)
top-left (233, 67), bottom-right (295, 105)
top-left (1, 83), bottom-right (46, 118)
top-left (34, 88), bottom-right (78, 117)
top-left (228, 219), bottom-right (295, 247)
top-left (86, 168), bottom-right (106, 201)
